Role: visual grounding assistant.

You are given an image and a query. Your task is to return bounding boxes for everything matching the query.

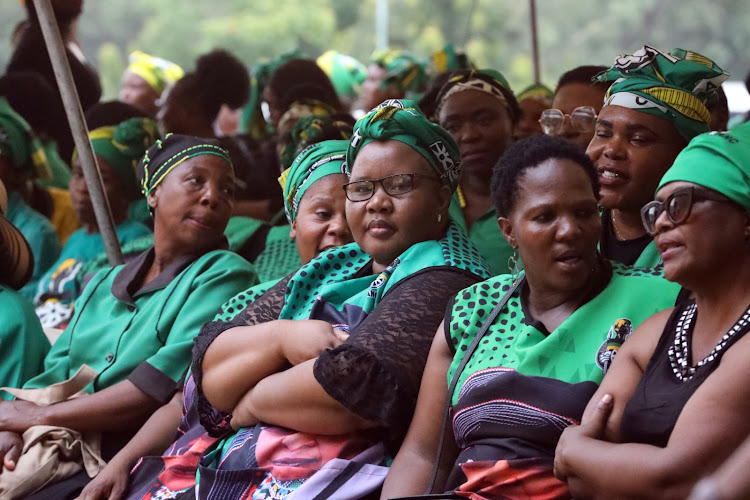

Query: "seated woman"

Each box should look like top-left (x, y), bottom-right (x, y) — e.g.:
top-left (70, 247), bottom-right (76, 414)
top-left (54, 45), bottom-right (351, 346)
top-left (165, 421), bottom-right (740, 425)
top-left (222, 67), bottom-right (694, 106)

top-left (0, 178), bottom-right (49, 396)
top-left (120, 51), bottom-right (184, 118)
top-left (0, 135), bottom-right (257, 499)
top-left (189, 100), bottom-right (492, 499)
top-left (77, 139), bottom-right (355, 500)
top-left (590, 46), bottom-right (728, 267)
top-left (34, 117), bottom-right (157, 329)
top-left (434, 69), bottom-right (520, 275)
top-left (553, 125), bottom-right (750, 498)
top-left (381, 134), bottom-right (681, 499)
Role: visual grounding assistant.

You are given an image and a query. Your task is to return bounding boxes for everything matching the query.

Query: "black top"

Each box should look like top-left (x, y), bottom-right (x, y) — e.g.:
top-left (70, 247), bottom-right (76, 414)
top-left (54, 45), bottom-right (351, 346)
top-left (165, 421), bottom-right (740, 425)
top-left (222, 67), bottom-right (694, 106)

top-left (620, 299), bottom-right (750, 447)
top-left (600, 209), bottom-right (653, 266)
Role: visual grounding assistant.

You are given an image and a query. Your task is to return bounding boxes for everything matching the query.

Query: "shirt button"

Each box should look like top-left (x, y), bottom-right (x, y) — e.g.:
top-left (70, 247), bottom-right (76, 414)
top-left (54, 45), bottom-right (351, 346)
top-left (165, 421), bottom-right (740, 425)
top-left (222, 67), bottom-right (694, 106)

top-left (106, 353), bottom-right (114, 362)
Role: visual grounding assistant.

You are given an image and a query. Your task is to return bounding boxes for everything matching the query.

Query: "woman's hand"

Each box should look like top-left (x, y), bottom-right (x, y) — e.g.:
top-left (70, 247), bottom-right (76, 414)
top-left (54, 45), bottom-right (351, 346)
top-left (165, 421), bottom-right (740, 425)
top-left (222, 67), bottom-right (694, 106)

top-left (0, 400), bottom-right (44, 434)
top-left (76, 458), bottom-right (131, 500)
top-left (278, 320), bottom-right (348, 366)
top-left (554, 393), bottom-right (613, 481)
top-left (0, 431), bottom-right (23, 472)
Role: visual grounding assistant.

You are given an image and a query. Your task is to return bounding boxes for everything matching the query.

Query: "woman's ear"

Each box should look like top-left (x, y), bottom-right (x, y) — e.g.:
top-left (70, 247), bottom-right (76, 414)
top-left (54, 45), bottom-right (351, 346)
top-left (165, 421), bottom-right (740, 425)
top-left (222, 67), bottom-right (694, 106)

top-left (497, 217), bottom-right (516, 249)
top-left (436, 185), bottom-right (452, 212)
top-left (147, 187), bottom-right (159, 211)
top-left (289, 220), bottom-right (297, 240)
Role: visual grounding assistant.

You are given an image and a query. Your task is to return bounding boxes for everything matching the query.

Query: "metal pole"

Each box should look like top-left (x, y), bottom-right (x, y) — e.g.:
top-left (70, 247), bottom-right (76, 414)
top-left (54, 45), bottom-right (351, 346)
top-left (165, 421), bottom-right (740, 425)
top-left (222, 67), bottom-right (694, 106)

top-left (376, 0), bottom-right (389, 50)
top-left (33, 0), bottom-right (123, 266)
top-left (529, 0), bottom-right (541, 83)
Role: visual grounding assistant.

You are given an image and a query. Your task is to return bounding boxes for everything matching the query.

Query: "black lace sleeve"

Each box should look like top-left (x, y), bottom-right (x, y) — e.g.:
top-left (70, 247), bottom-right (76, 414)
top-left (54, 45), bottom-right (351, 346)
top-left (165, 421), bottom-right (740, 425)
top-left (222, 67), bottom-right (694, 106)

top-left (313, 267), bottom-right (482, 447)
top-left (192, 274), bottom-right (292, 436)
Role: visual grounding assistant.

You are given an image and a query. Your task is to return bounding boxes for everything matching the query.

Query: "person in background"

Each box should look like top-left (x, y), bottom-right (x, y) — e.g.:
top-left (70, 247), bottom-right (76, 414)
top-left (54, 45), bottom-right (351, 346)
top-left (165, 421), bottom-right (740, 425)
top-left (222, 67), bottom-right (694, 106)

top-left (513, 82), bottom-right (554, 140)
top-left (435, 69), bottom-right (520, 275)
top-left (554, 123), bottom-right (750, 500)
top-left (590, 46), bottom-right (728, 268)
top-left (360, 49), bottom-right (428, 112)
top-left (0, 135), bottom-right (257, 500)
top-left (706, 85), bottom-right (730, 132)
top-left (540, 65), bottom-right (609, 150)
top-left (33, 117), bottom-right (157, 330)
top-left (158, 49), bottom-right (249, 138)
top-left (317, 50), bottom-right (367, 113)
top-left (0, 98), bottom-right (61, 300)
top-left (120, 51), bottom-right (184, 119)
top-left (0, 178), bottom-right (49, 399)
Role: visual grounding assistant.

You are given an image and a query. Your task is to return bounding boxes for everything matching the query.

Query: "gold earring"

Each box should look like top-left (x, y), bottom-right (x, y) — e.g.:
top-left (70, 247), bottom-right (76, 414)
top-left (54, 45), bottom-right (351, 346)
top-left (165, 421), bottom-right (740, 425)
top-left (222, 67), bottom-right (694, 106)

top-left (508, 249), bottom-right (520, 284)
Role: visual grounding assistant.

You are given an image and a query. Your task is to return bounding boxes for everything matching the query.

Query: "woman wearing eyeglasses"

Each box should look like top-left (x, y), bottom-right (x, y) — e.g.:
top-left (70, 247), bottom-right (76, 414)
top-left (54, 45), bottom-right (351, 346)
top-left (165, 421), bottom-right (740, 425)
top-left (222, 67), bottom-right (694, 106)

top-left (587, 46), bottom-right (728, 268)
top-left (539, 66), bottom-right (609, 150)
top-left (179, 100), bottom-right (492, 500)
top-left (554, 124), bottom-right (750, 499)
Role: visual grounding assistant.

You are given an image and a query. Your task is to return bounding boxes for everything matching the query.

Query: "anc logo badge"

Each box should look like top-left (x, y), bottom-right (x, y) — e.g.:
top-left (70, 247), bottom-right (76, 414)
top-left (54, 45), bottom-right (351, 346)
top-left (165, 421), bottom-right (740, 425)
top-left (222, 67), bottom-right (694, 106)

top-left (596, 318), bottom-right (633, 375)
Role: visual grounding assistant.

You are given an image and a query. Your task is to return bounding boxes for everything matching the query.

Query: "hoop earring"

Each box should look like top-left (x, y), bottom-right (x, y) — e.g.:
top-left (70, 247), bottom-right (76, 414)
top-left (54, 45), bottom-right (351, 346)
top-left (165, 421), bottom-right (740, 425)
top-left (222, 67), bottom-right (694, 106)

top-left (508, 250), bottom-right (520, 284)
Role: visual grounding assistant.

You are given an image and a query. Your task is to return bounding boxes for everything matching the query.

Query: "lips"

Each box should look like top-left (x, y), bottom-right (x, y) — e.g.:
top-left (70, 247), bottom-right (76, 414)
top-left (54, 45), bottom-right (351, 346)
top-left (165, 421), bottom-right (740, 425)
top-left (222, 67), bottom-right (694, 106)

top-left (367, 219), bottom-right (396, 238)
top-left (655, 237), bottom-right (682, 260)
top-left (553, 249), bottom-right (585, 271)
top-left (597, 166), bottom-right (628, 186)
top-left (462, 149), bottom-right (491, 163)
top-left (186, 214), bottom-right (218, 230)
top-left (272, 457), bottom-right (318, 467)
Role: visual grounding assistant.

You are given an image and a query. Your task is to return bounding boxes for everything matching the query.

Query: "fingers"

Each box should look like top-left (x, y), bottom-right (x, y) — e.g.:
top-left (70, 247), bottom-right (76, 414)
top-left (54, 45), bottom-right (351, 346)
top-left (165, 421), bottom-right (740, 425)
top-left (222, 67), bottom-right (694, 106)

top-left (3, 442), bottom-right (20, 471)
top-left (332, 328), bottom-right (349, 344)
top-left (584, 393), bottom-right (614, 438)
top-left (0, 432), bottom-right (22, 472)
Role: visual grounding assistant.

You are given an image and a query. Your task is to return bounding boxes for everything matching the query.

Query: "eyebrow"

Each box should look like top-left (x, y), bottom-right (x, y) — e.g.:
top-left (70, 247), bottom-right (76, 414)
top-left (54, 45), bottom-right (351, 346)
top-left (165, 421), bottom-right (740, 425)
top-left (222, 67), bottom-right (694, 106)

top-left (596, 118), bottom-right (658, 135)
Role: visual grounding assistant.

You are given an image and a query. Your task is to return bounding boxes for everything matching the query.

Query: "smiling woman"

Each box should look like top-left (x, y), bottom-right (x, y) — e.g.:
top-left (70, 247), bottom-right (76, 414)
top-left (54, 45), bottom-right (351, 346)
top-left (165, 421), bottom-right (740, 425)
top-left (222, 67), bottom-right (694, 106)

top-left (381, 134), bottom-right (680, 499)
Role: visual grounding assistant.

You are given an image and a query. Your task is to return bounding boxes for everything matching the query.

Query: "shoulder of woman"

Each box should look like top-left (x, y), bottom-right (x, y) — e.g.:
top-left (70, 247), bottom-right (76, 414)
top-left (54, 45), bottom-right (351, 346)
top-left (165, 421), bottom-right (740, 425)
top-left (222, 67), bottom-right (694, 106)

top-left (621, 307), bottom-right (675, 369)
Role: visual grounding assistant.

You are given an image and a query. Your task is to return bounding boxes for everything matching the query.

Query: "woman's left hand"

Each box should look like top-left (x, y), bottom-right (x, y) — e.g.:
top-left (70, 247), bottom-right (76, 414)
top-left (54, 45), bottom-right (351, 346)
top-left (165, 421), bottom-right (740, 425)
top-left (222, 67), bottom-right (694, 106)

top-left (554, 393), bottom-right (613, 480)
top-left (0, 400), bottom-right (44, 433)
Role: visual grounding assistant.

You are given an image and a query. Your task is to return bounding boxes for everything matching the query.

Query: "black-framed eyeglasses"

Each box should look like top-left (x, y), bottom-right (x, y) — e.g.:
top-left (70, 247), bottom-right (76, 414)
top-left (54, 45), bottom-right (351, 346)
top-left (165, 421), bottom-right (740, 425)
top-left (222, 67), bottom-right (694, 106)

top-left (539, 106), bottom-right (597, 135)
top-left (343, 173), bottom-right (441, 202)
top-left (640, 186), bottom-right (733, 235)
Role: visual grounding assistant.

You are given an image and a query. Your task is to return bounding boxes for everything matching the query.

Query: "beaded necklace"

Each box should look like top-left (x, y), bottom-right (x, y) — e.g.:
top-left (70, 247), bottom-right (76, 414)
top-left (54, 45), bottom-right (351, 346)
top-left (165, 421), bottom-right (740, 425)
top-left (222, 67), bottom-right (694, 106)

top-left (668, 301), bottom-right (750, 382)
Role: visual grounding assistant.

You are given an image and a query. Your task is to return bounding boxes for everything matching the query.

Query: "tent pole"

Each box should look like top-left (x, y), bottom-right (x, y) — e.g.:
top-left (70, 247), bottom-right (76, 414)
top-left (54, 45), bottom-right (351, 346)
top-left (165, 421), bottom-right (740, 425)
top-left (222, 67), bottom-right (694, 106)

top-left (529, 0), bottom-right (541, 83)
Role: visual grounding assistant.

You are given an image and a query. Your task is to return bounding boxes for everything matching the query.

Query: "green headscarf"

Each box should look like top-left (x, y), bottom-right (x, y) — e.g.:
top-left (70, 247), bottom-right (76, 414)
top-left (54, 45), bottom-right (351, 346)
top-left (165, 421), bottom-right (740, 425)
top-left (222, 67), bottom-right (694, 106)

top-left (346, 99), bottom-right (461, 191)
top-left (84, 118), bottom-right (160, 200)
top-left (598, 45), bottom-right (729, 142)
top-left (657, 122), bottom-right (750, 211)
top-left (279, 114), bottom-right (353, 170)
top-left (517, 82), bottom-right (554, 105)
top-left (126, 51), bottom-right (184, 95)
top-left (370, 49), bottom-right (428, 93)
top-left (278, 139), bottom-right (349, 224)
top-left (0, 98), bottom-right (50, 180)
top-left (430, 44), bottom-right (475, 74)
top-left (317, 50), bottom-right (367, 97)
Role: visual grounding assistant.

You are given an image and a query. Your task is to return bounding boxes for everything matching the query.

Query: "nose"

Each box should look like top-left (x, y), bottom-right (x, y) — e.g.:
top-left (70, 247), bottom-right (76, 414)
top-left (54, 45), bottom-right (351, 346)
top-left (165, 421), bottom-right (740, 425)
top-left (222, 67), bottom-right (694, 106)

top-left (458, 121), bottom-right (481, 144)
top-left (281, 432), bottom-right (317, 451)
top-left (365, 182), bottom-right (394, 213)
top-left (602, 135), bottom-right (627, 161)
top-left (556, 214), bottom-right (583, 241)
top-left (200, 181), bottom-right (222, 209)
top-left (653, 206), bottom-right (674, 233)
top-left (327, 212), bottom-right (352, 245)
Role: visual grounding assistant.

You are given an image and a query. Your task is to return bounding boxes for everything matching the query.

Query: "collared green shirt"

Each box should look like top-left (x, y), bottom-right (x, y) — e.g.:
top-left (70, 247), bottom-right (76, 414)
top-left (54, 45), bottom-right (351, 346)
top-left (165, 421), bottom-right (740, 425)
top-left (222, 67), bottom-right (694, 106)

top-left (6, 191), bottom-right (62, 300)
top-left (449, 195), bottom-right (513, 276)
top-left (24, 248), bottom-right (257, 403)
top-left (0, 286), bottom-right (50, 399)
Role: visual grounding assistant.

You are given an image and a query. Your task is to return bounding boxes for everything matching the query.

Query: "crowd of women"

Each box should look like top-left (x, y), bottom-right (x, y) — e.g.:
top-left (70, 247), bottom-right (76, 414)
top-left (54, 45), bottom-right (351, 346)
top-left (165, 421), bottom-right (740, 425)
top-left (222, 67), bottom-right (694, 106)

top-left (1, 1), bottom-right (750, 499)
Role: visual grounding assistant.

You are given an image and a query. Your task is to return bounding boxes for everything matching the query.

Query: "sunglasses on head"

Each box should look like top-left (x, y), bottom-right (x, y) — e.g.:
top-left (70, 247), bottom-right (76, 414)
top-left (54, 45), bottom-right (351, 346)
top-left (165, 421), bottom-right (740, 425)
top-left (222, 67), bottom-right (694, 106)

top-left (640, 186), bottom-right (733, 235)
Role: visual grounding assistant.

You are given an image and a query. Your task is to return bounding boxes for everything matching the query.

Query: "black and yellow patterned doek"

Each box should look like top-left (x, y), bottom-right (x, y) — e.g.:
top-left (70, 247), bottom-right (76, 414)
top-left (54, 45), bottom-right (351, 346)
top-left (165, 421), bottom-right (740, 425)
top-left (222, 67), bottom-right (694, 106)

top-left (598, 46), bottom-right (729, 141)
top-left (137, 134), bottom-right (232, 201)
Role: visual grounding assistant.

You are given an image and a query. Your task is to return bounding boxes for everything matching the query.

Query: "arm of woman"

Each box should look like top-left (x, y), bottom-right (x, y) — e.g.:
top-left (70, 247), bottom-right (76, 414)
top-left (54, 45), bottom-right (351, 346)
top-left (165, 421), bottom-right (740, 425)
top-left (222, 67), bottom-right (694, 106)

top-left (556, 313), bottom-right (750, 500)
top-left (77, 392), bottom-right (184, 500)
top-left (380, 325), bottom-right (458, 498)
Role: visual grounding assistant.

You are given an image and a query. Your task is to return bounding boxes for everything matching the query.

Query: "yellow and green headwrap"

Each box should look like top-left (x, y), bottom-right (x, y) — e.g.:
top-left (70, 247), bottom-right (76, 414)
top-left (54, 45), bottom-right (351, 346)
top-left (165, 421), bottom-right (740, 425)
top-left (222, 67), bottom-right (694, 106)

top-left (317, 51), bottom-right (367, 98)
top-left (346, 99), bottom-right (461, 191)
top-left (371, 49), bottom-right (428, 93)
top-left (79, 118), bottom-right (159, 200)
top-left (517, 83), bottom-right (554, 105)
top-left (657, 122), bottom-right (750, 212)
top-left (0, 97), bottom-right (49, 180)
top-left (126, 51), bottom-right (184, 95)
top-left (137, 134), bottom-right (232, 210)
top-left (430, 44), bottom-right (475, 74)
top-left (598, 46), bottom-right (729, 142)
top-left (279, 114), bottom-right (353, 170)
top-left (278, 139), bottom-right (348, 224)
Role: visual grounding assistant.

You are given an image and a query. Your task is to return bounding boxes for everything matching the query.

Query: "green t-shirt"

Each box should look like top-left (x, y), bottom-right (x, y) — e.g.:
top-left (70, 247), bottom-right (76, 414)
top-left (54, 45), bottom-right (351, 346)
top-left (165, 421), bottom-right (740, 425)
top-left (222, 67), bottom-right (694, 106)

top-left (0, 286), bottom-right (50, 399)
top-left (446, 263), bottom-right (681, 405)
top-left (448, 195), bottom-right (514, 276)
top-left (24, 249), bottom-right (258, 403)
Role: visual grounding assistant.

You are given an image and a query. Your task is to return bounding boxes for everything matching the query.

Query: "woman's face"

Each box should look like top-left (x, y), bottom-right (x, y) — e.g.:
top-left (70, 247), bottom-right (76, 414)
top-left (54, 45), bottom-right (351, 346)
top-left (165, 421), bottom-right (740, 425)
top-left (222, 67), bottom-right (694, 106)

top-left (587, 105), bottom-right (686, 213)
top-left (653, 181), bottom-right (749, 286)
top-left (69, 155), bottom-right (129, 229)
top-left (499, 158), bottom-right (601, 294)
top-left (264, 86), bottom-right (284, 130)
top-left (438, 90), bottom-right (513, 179)
top-left (360, 64), bottom-right (400, 112)
top-left (346, 140), bottom-right (451, 270)
top-left (514, 98), bottom-right (548, 141)
top-left (550, 83), bottom-right (608, 149)
top-left (255, 427), bottom-right (364, 481)
top-left (149, 154), bottom-right (235, 254)
top-left (291, 173), bottom-right (353, 264)
top-left (119, 71), bottom-right (160, 117)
